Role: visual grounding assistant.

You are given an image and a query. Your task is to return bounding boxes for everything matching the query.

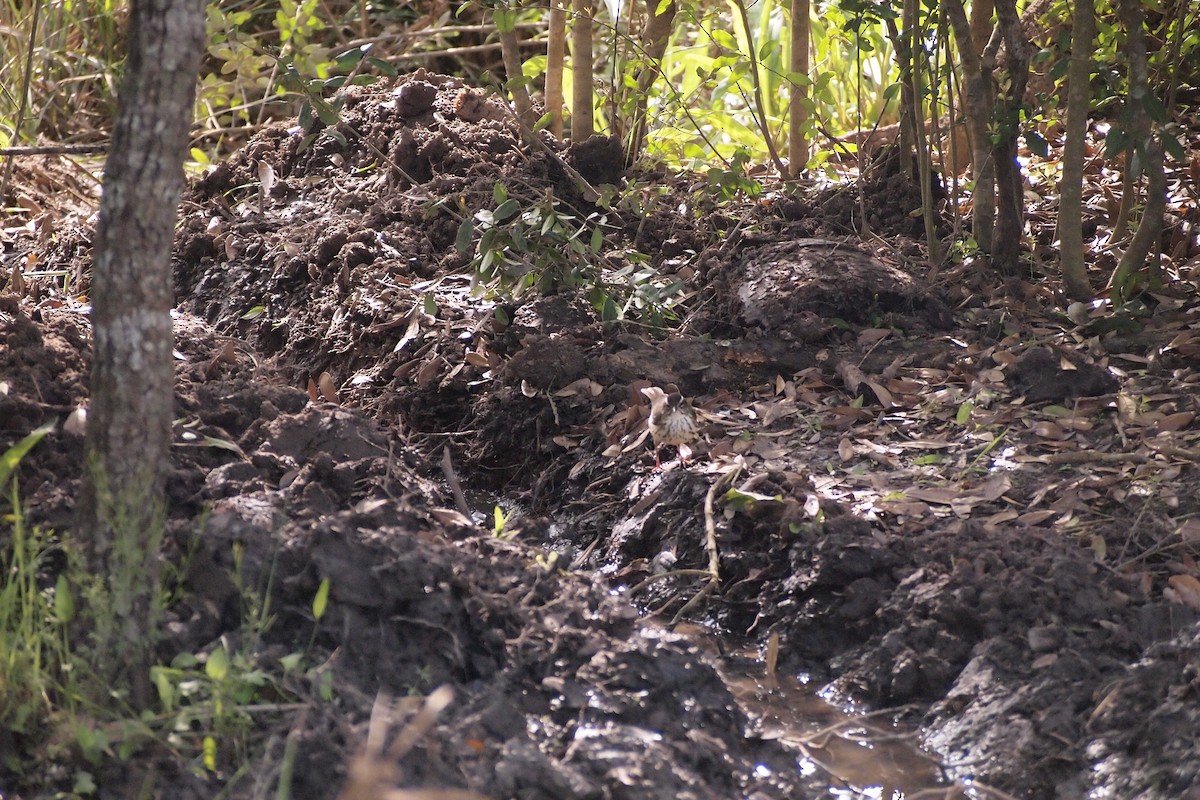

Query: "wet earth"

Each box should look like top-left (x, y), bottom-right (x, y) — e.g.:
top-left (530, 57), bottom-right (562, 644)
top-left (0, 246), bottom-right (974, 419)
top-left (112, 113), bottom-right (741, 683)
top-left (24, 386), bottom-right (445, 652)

top-left (3, 70), bottom-right (1200, 799)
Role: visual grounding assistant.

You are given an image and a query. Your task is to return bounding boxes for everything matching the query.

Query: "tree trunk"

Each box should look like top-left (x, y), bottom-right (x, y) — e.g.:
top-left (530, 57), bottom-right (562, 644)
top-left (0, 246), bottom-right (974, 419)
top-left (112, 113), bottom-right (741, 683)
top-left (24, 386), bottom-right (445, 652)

top-left (546, 0), bottom-right (567, 138)
top-left (988, 0), bottom-right (1029, 275)
top-left (77, 0), bottom-right (204, 710)
top-left (570, 0), bottom-right (594, 142)
top-left (786, 0), bottom-right (810, 176)
top-left (625, 0), bottom-right (677, 164)
top-left (497, 11), bottom-right (536, 129)
top-left (944, 0), bottom-right (995, 253)
top-left (1057, 0), bottom-right (1095, 300)
top-left (1108, 0), bottom-right (1164, 304)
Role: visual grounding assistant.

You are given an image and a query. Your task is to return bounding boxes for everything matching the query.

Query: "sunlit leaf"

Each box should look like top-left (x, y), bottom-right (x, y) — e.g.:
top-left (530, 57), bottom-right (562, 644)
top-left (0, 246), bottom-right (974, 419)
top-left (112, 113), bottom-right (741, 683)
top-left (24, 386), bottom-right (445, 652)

top-left (312, 577), bottom-right (331, 620)
top-left (206, 646), bottom-right (230, 681)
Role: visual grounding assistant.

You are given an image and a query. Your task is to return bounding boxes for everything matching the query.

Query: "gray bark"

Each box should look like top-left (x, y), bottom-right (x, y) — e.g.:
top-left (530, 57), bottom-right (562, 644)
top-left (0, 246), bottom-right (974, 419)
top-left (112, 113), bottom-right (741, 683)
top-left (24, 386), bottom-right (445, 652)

top-left (78, 0), bottom-right (204, 709)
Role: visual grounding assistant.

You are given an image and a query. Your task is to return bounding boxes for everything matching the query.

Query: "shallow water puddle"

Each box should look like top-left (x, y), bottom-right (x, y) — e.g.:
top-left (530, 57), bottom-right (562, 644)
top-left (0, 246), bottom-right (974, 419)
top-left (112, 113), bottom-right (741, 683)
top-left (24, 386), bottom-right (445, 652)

top-left (672, 625), bottom-right (952, 798)
top-left (721, 665), bottom-right (949, 798)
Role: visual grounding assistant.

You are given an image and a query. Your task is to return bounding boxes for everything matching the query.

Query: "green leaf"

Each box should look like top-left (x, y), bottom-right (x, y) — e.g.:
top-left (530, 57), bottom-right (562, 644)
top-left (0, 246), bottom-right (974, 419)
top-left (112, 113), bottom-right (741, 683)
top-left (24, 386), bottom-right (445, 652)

top-left (203, 735), bottom-right (218, 771)
top-left (493, 7), bottom-right (516, 31)
top-left (600, 295), bottom-right (619, 321)
top-left (722, 487), bottom-right (781, 512)
top-left (152, 667), bottom-right (175, 712)
top-left (455, 217), bottom-right (475, 254)
top-left (0, 420), bottom-right (54, 491)
top-left (711, 29), bottom-right (737, 50)
top-left (493, 198), bottom-right (521, 223)
top-left (1104, 128), bottom-right (1128, 159)
top-left (206, 646), bottom-right (230, 681)
top-left (1141, 93), bottom-right (1167, 124)
top-left (1162, 131), bottom-right (1186, 162)
top-left (368, 57), bottom-right (398, 77)
top-left (73, 771), bottom-right (97, 795)
top-left (171, 651), bottom-right (200, 669)
top-left (956, 401), bottom-right (973, 425)
top-left (241, 305), bottom-right (267, 320)
top-left (310, 95), bottom-right (342, 126)
top-left (492, 182), bottom-right (508, 204)
top-left (312, 577), bottom-right (331, 620)
top-left (54, 574), bottom-right (75, 623)
top-left (334, 49), bottom-right (363, 70)
top-left (1024, 129), bottom-right (1049, 157)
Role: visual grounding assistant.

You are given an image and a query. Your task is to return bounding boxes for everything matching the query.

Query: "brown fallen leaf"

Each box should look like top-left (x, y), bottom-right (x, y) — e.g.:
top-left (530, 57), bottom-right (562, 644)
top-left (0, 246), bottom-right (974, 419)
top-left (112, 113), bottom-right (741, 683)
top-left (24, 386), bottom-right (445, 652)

top-left (318, 371), bottom-right (340, 404)
top-left (1165, 574), bottom-right (1200, 610)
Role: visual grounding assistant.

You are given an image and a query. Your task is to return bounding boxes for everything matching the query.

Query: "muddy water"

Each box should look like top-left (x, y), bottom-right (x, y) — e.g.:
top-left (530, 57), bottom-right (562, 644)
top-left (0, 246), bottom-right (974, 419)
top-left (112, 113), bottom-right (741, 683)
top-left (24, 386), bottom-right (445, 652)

top-left (723, 667), bottom-right (948, 798)
top-left (679, 627), bottom-right (953, 799)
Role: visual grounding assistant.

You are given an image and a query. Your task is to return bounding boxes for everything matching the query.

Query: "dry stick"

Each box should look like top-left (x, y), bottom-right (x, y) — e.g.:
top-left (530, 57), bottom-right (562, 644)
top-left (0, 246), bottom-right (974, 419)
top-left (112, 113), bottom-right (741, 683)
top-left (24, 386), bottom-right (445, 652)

top-left (672, 466), bottom-right (741, 623)
top-left (439, 446), bottom-right (474, 519)
top-left (0, 144), bottom-right (109, 156)
top-left (393, 40), bottom-right (545, 59)
top-left (331, 23), bottom-right (547, 59)
top-left (0, 0), bottom-right (42, 202)
top-left (337, 687), bottom-right (488, 800)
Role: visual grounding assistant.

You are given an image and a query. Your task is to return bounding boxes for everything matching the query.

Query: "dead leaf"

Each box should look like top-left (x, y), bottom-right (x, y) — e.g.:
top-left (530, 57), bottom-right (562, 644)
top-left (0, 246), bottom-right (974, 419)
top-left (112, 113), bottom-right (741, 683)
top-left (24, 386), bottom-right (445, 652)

top-left (63, 407), bottom-right (88, 436)
top-left (318, 372), bottom-right (339, 403)
top-left (464, 351), bottom-right (489, 368)
top-left (429, 508), bottom-right (476, 527)
top-left (857, 328), bottom-right (891, 347)
top-left (306, 377), bottom-right (320, 403)
top-left (1115, 393), bottom-right (1140, 424)
top-left (1165, 574), bottom-right (1200, 610)
top-left (1032, 421), bottom-right (1066, 439)
top-left (836, 361), bottom-right (868, 395)
top-left (554, 378), bottom-right (603, 397)
top-left (417, 357), bottom-right (444, 389)
top-left (393, 305), bottom-right (423, 353)
top-left (1155, 412), bottom-right (1194, 433)
top-left (865, 379), bottom-right (894, 407)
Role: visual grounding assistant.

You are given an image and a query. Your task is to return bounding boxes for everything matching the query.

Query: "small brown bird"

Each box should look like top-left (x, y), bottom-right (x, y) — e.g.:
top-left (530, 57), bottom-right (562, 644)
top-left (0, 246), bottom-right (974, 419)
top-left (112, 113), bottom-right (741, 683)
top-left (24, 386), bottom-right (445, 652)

top-left (641, 385), bottom-right (699, 468)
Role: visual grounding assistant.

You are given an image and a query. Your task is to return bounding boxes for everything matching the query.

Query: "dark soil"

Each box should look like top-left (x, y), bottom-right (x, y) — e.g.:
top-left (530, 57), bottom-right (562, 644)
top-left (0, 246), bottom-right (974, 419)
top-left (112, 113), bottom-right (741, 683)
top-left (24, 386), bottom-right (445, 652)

top-left (3, 70), bottom-right (1200, 799)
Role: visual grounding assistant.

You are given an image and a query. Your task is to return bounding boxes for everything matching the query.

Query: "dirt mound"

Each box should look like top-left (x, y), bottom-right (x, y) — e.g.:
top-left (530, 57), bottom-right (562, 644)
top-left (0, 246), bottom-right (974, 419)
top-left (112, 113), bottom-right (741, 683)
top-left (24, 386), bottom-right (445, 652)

top-left (5, 67), bottom-right (1200, 800)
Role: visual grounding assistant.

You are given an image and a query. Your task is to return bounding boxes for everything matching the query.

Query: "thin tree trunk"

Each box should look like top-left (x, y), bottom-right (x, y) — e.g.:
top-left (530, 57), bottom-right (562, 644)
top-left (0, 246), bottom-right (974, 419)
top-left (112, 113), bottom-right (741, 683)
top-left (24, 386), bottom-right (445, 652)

top-left (944, 0), bottom-right (994, 253)
top-left (625, 0), bottom-right (677, 163)
top-left (907, 3), bottom-right (942, 266)
top-left (546, 0), bottom-right (567, 137)
top-left (1109, 0), bottom-right (1164, 304)
top-left (988, 0), bottom-right (1029, 275)
top-left (1057, 0), bottom-right (1095, 299)
top-left (570, 0), bottom-right (594, 141)
top-left (77, 0), bottom-right (204, 710)
top-left (497, 11), bottom-right (536, 128)
top-left (786, 0), bottom-right (810, 176)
